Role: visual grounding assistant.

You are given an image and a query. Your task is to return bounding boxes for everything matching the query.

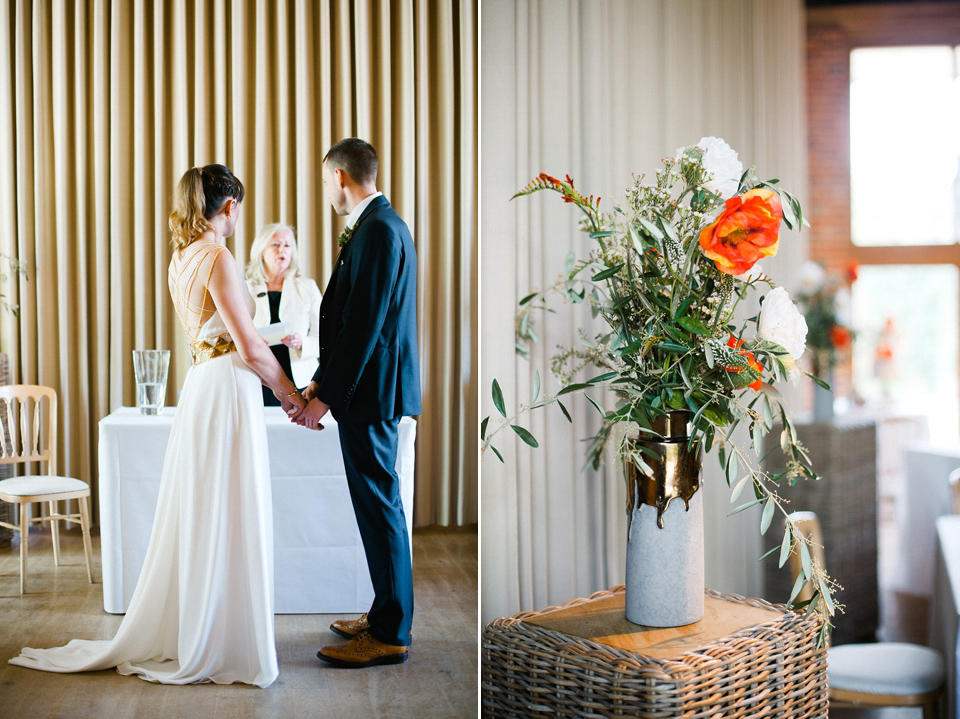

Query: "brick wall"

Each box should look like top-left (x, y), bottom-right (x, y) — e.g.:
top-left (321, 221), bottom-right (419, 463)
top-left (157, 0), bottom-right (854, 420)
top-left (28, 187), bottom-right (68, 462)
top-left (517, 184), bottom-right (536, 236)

top-left (805, 4), bottom-right (960, 404)
top-left (806, 22), bottom-right (852, 276)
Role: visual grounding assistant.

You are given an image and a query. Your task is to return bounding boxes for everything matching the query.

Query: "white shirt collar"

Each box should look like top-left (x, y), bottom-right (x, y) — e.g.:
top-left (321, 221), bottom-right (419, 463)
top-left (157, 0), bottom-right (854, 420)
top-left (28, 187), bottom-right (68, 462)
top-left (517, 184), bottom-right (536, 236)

top-left (346, 191), bottom-right (383, 229)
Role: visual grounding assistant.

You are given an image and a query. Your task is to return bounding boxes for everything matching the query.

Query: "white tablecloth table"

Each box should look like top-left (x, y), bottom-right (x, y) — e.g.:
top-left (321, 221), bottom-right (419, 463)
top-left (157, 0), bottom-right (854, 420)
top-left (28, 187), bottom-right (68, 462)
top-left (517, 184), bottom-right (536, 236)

top-left (98, 407), bottom-right (416, 614)
top-left (930, 515), bottom-right (960, 718)
top-left (893, 443), bottom-right (960, 596)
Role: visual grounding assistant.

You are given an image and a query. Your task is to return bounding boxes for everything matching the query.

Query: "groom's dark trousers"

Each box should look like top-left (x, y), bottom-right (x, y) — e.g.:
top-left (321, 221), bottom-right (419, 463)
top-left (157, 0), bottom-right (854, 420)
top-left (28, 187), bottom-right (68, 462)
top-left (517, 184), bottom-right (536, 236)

top-left (313, 194), bottom-right (421, 647)
top-left (338, 418), bottom-right (412, 645)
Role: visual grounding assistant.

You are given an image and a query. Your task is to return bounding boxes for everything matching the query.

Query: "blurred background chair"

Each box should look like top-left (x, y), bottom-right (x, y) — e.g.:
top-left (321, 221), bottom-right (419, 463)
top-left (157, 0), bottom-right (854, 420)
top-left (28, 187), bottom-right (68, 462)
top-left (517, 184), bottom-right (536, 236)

top-left (788, 511), bottom-right (944, 718)
top-left (0, 385), bottom-right (93, 594)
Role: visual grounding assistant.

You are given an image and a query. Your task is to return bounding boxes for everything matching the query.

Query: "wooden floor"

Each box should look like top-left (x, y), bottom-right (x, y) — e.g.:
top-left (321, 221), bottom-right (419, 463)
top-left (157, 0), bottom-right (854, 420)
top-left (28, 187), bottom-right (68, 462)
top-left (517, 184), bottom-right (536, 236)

top-left (0, 524), bottom-right (478, 718)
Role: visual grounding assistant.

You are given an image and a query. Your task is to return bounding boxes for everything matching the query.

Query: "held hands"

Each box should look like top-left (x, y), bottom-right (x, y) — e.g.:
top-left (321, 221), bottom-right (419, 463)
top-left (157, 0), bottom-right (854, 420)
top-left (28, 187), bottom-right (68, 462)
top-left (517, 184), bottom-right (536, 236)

top-left (295, 381), bottom-right (330, 430)
top-left (277, 388), bottom-right (307, 419)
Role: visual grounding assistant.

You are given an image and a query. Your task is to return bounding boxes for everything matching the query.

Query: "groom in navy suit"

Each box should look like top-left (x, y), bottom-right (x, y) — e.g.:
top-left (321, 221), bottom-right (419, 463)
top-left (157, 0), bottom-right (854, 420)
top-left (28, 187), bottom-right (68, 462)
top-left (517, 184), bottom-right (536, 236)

top-left (296, 138), bottom-right (421, 667)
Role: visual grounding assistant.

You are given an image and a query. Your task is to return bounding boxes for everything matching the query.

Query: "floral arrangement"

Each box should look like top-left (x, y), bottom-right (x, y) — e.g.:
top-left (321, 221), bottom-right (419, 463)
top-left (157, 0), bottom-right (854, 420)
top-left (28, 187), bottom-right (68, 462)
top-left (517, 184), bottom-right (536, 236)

top-left (795, 261), bottom-right (855, 378)
top-left (480, 137), bottom-right (838, 641)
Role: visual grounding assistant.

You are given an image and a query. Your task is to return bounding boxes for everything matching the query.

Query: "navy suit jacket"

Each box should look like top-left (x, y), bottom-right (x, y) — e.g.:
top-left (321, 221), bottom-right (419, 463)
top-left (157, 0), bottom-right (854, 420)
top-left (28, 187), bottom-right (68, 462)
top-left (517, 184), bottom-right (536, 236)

top-left (312, 195), bottom-right (422, 423)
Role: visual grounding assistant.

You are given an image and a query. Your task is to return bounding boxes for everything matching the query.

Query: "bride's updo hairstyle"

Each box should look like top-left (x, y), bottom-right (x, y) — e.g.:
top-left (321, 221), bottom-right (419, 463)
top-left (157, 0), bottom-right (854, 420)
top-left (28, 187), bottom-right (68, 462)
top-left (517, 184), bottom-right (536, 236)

top-left (169, 164), bottom-right (245, 250)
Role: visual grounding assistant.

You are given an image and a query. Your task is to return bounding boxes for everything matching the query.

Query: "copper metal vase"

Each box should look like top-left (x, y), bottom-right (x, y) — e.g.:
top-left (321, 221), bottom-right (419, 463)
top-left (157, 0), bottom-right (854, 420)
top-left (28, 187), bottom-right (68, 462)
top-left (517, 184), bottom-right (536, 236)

top-left (624, 410), bottom-right (705, 627)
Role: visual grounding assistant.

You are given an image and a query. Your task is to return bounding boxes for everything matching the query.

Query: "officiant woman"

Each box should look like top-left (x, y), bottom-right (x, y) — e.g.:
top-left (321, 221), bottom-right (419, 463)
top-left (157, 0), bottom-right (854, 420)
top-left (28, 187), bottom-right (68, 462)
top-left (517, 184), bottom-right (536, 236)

top-left (245, 223), bottom-right (323, 406)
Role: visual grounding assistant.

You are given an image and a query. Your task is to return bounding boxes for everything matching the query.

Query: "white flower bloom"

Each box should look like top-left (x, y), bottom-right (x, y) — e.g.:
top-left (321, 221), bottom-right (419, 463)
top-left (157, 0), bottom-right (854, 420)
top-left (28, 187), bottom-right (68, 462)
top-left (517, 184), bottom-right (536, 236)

top-left (797, 261), bottom-right (825, 295)
top-left (695, 136), bottom-right (742, 198)
top-left (758, 287), bottom-right (807, 360)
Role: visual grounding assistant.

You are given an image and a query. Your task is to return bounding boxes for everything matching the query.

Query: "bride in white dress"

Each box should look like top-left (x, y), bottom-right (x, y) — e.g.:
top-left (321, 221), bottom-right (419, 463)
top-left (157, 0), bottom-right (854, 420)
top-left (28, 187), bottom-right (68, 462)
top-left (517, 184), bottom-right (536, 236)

top-left (9, 164), bottom-right (306, 687)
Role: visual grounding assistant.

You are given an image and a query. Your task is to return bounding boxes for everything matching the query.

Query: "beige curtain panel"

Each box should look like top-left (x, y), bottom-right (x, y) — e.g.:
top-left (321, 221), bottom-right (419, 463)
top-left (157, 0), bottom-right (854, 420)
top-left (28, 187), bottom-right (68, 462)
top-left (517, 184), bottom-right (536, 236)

top-left (0, 0), bottom-right (477, 527)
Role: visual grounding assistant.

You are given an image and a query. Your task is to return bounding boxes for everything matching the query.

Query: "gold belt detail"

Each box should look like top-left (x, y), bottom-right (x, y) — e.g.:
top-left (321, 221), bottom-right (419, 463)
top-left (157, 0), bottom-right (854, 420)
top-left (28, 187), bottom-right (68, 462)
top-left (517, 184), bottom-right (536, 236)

top-left (190, 332), bottom-right (237, 365)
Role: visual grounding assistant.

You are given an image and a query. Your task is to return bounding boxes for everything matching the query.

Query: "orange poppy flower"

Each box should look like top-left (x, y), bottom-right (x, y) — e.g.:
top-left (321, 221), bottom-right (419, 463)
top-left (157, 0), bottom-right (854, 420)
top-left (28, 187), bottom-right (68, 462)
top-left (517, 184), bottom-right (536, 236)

top-left (699, 188), bottom-right (783, 276)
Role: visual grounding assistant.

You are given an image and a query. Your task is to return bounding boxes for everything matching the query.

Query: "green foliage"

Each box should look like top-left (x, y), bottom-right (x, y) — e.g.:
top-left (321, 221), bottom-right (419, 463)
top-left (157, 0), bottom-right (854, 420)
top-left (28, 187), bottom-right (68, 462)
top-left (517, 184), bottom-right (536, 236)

top-left (481, 144), bottom-right (837, 642)
top-left (491, 380), bottom-right (505, 418)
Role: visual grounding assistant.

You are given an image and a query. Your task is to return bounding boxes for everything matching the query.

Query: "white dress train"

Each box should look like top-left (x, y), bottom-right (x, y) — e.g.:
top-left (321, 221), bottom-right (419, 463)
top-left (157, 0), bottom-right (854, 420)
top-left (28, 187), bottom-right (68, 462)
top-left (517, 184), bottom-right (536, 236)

top-left (9, 261), bottom-right (278, 687)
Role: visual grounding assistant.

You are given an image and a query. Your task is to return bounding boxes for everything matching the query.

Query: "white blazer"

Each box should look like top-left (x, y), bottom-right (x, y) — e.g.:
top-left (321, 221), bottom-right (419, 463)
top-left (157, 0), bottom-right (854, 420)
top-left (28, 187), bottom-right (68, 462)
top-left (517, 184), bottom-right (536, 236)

top-left (247, 275), bottom-right (323, 389)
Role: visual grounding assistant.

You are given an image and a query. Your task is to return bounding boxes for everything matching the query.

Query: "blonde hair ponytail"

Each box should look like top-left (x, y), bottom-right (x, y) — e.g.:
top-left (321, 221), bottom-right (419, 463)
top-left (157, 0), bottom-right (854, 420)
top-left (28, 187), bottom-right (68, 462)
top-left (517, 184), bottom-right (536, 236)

top-left (169, 168), bottom-right (209, 250)
top-left (169, 164), bottom-right (245, 250)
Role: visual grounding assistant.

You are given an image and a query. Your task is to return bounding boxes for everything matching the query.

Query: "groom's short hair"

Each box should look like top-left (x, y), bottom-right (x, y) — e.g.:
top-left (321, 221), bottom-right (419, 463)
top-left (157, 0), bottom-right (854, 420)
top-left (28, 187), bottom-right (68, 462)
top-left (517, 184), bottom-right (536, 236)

top-left (324, 138), bottom-right (378, 186)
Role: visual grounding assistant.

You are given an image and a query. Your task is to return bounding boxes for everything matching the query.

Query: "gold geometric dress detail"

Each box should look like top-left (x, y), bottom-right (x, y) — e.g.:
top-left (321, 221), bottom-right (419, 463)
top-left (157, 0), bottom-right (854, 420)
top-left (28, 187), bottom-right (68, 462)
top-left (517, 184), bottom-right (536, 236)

top-left (168, 243), bottom-right (238, 363)
top-left (189, 332), bottom-right (237, 366)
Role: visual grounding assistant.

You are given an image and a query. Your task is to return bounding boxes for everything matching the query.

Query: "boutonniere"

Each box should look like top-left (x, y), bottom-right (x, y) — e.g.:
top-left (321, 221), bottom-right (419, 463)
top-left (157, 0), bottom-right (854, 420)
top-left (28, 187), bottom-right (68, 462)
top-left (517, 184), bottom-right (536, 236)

top-left (338, 225), bottom-right (355, 247)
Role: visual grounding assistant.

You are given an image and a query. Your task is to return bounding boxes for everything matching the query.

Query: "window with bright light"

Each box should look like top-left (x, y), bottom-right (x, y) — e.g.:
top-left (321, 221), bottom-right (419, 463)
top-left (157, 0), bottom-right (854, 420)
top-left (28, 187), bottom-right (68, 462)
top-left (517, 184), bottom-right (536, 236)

top-left (849, 46), bottom-right (960, 442)
top-left (850, 46), bottom-right (960, 246)
top-left (851, 265), bottom-right (958, 441)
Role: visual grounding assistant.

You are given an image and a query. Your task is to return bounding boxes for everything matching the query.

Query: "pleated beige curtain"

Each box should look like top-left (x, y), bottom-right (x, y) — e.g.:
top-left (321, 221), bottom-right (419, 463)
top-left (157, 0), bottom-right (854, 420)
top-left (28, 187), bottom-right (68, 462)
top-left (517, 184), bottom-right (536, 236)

top-left (480, 0), bottom-right (809, 622)
top-left (0, 0), bottom-right (477, 527)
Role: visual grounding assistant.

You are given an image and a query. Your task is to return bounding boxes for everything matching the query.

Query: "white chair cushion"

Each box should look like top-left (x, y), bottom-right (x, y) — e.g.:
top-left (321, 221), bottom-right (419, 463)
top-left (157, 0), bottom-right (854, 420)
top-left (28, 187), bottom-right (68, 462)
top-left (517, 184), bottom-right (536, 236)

top-left (0, 475), bottom-right (89, 497)
top-left (828, 642), bottom-right (944, 695)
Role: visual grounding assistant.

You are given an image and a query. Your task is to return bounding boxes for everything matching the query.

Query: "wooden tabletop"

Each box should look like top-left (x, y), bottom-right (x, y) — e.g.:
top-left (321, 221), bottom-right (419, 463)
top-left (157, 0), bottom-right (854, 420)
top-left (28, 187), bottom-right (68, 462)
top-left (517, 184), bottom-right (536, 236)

top-left (524, 591), bottom-right (784, 659)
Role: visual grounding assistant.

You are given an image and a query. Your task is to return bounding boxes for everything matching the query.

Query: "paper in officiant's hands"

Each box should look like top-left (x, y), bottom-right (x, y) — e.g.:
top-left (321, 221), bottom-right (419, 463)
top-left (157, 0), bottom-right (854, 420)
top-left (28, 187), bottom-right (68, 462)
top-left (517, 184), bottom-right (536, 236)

top-left (257, 322), bottom-right (291, 346)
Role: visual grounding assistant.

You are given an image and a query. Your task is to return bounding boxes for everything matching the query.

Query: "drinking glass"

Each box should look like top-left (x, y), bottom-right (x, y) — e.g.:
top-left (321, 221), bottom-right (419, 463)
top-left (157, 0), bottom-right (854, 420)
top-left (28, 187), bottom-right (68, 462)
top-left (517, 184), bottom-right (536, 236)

top-left (132, 350), bottom-right (170, 415)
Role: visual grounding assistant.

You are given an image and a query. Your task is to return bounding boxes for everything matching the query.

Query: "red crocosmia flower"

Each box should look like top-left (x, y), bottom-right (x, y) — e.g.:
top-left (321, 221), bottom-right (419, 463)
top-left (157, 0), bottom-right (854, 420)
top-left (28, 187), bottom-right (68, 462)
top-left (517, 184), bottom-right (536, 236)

top-left (830, 325), bottom-right (851, 349)
top-left (699, 188), bottom-right (783, 276)
top-left (742, 353), bottom-right (763, 390)
top-left (724, 334), bottom-right (763, 390)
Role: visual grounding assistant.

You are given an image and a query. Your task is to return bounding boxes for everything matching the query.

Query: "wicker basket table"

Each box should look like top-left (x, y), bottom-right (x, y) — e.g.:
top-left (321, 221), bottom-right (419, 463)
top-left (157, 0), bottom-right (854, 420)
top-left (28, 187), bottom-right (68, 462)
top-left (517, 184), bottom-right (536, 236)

top-left (482, 585), bottom-right (827, 718)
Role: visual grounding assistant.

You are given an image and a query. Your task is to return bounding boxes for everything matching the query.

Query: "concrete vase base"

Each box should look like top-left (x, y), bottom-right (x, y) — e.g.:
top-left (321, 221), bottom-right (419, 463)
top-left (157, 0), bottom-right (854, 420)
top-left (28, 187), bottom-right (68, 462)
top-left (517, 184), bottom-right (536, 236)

top-left (625, 490), bottom-right (704, 627)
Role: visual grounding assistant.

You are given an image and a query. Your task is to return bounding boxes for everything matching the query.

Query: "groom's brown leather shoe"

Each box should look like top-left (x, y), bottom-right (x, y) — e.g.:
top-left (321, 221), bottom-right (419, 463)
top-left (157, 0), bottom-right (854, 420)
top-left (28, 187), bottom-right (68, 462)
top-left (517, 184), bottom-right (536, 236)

top-left (330, 613), bottom-right (369, 639)
top-left (330, 613), bottom-right (413, 643)
top-left (316, 630), bottom-right (409, 668)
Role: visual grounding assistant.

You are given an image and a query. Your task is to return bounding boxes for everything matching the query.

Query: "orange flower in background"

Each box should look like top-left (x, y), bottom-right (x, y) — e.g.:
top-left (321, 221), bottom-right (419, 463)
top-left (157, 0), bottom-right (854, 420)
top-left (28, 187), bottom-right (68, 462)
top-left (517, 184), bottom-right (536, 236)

top-left (829, 325), bottom-right (851, 349)
top-left (723, 335), bottom-right (764, 390)
top-left (846, 260), bottom-right (859, 283)
top-left (699, 188), bottom-right (783, 276)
